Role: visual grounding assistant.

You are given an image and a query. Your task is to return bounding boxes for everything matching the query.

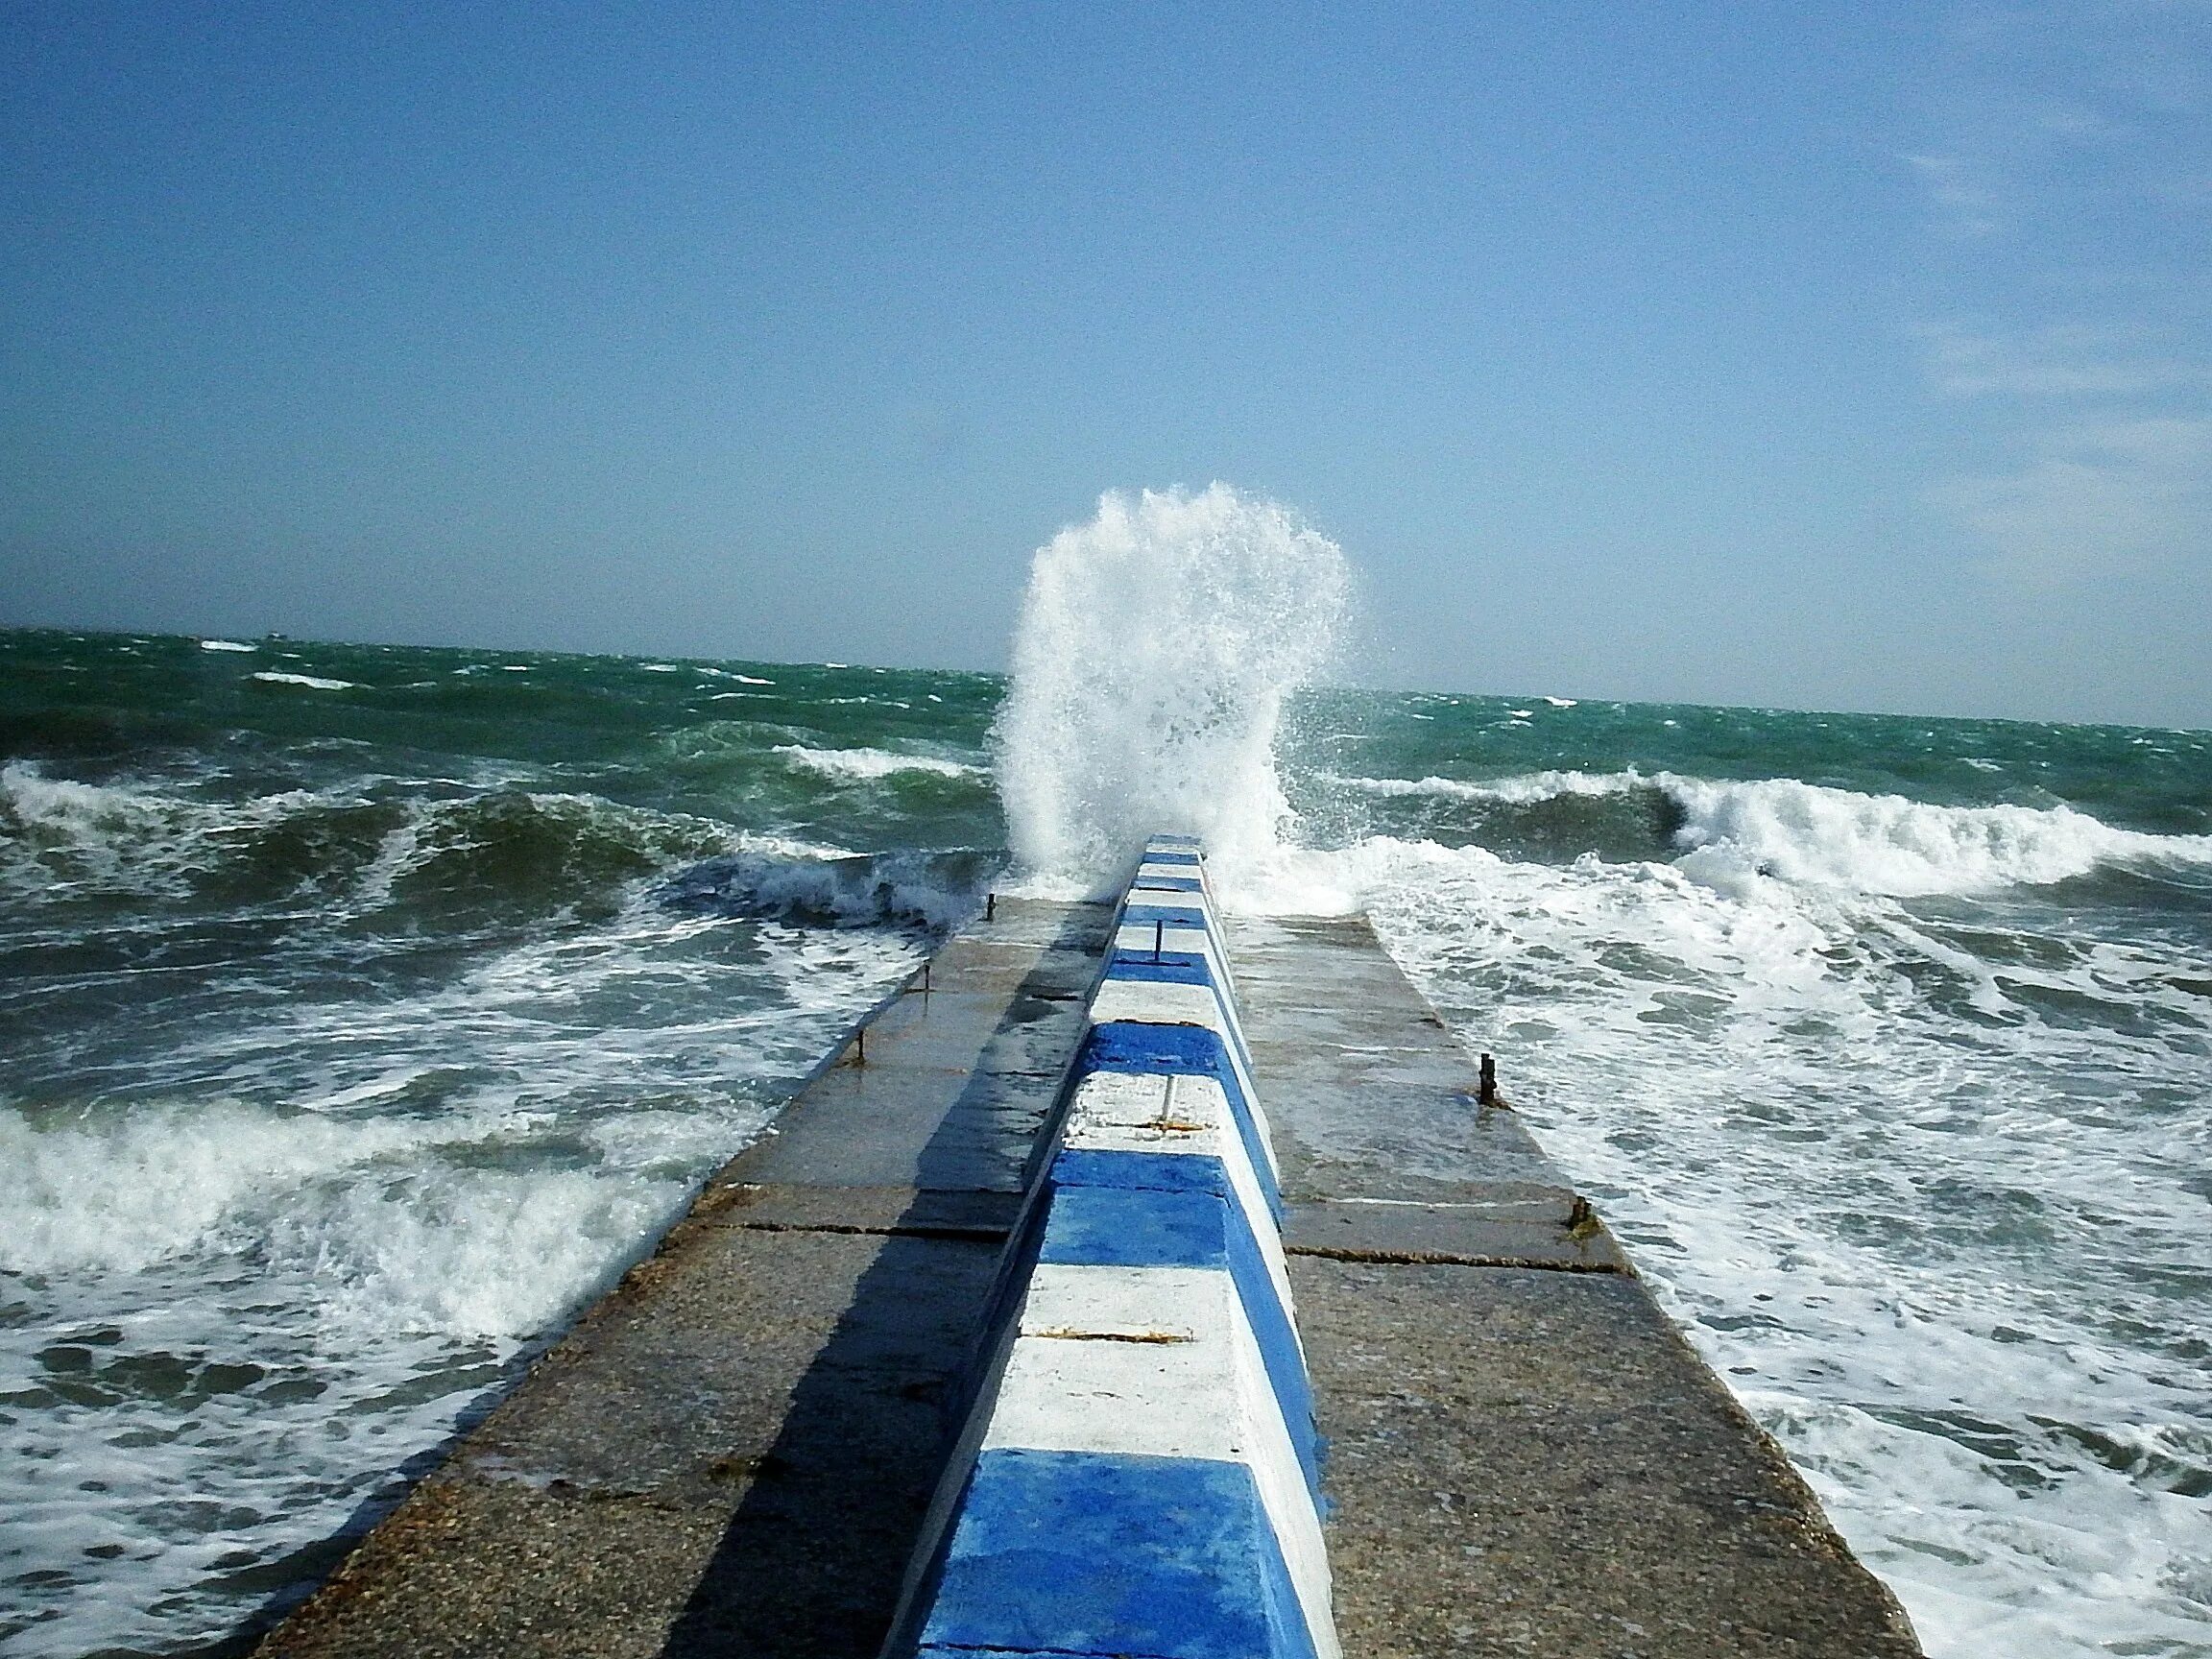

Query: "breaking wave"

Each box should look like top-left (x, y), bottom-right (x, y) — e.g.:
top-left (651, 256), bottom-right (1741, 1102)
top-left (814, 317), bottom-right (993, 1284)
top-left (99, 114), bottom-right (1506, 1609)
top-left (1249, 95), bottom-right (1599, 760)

top-left (0, 1098), bottom-right (683, 1336)
top-left (992, 484), bottom-right (1348, 890)
top-left (773, 744), bottom-right (988, 782)
top-left (659, 846), bottom-right (996, 929)
top-left (1328, 766), bottom-right (2212, 896)
top-left (0, 761), bottom-right (746, 921)
top-left (1663, 774), bottom-right (2212, 895)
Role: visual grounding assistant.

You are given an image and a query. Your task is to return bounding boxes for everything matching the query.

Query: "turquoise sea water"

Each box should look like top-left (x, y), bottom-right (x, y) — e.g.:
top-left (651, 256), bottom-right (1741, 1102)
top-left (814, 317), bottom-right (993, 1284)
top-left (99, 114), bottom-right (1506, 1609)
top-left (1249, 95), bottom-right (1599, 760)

top-left (2, 625), bottom-right (2207, 1656)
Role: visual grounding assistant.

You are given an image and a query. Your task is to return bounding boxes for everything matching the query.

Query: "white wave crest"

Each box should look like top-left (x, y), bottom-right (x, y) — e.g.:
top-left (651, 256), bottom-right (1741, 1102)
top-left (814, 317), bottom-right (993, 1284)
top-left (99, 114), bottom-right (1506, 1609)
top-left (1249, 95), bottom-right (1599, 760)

top-left (993, 484), bottom-right (1349, 890)
top-left (250, 670), bottom-right (356, 690)
top-left (2, 761), bottom-right (171, 840)
top-left (1326, 765), bottom-right (2212, 897)
top-left (198, 638), bottom-right (255, 653)
top-left (0, 1099), bottom-right (689, 1337)
top-left (773, 745), bottom-right (984, 781)
top-left (1333, 768), bottom-right (1644, 805)
top-left (0, 1103), bottom-right (437, 1277)
top-left (270, 1164), bottom-right (678, 1338)
top-left (0, 762), bottom-right (325, 898)
top-left (1667, 775), bottom-right (2212, 896)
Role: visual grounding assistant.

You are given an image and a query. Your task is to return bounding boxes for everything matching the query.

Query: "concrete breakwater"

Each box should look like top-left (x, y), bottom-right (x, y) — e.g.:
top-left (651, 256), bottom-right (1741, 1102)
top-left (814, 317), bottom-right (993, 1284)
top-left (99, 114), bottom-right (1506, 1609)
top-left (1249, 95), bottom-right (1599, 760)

top-left (880, 836), bottom-right (1334, 1658)
top-left (256, 841), bottom-right (1923, 1659)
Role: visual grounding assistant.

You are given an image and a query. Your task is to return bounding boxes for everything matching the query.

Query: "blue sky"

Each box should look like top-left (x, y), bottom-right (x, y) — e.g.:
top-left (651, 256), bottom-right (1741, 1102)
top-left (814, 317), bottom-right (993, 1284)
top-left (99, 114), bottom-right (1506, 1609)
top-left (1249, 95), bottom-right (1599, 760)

top-left (4, 2), bottom-right (2207, 726)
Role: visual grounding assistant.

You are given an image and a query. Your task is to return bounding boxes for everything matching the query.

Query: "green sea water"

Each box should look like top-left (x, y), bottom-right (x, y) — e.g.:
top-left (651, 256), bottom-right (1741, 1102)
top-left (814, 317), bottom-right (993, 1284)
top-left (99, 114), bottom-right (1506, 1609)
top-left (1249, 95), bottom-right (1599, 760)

top-left (2, 624), bottom-right (2208, 1657)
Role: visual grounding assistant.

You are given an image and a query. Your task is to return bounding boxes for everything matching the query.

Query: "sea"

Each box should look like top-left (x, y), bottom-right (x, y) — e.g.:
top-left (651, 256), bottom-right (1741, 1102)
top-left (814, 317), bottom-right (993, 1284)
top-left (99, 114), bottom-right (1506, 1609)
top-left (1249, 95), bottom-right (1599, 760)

top-left (2, 490), bottom-right (2208, 1658)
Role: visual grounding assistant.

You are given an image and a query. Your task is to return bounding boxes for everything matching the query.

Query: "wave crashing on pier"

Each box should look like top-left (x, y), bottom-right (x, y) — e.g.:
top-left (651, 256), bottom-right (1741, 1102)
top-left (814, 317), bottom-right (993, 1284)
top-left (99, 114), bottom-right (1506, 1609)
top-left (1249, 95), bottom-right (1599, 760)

top-left (992, 484), bottom-right (1347, 891)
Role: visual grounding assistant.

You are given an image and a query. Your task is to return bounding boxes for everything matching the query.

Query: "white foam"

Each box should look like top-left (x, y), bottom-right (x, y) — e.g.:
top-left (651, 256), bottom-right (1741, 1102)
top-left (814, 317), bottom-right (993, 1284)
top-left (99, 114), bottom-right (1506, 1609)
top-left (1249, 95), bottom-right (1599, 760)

top-left (1667, 774), bottom-right (2212, 895)
top-left (1325, 767), bottom-right (2212, 897)
top-left (992, 485), bottom-right (1348, 891)
top-left (1330, 767), bottom-right (1643, 805)
top-left (773, 744), bottom-right (984, 781)
top-left (198, 638), bottom-right (255, 653)
top-left (250, 670), bottom-right (356, 690)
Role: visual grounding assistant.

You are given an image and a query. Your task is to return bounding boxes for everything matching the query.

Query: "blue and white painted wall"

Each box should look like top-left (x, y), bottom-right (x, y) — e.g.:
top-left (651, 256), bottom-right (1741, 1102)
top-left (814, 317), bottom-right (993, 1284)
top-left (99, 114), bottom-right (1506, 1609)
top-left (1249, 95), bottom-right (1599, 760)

top-left (884, 834), bottom-right (1337, 1659)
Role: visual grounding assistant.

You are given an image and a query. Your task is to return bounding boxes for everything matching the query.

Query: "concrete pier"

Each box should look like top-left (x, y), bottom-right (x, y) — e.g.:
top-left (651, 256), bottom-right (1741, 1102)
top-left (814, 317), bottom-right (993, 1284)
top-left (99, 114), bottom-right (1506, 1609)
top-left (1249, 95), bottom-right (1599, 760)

top-left (255, 891), bottom-right (1922, 1659)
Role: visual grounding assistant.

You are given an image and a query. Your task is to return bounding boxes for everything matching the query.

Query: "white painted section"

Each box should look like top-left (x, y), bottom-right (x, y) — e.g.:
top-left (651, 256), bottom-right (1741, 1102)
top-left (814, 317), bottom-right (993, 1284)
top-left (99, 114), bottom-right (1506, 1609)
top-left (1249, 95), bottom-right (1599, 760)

top-left (985, 1263), bottom-right (1336, 1659)
top-left (1089, 975), bottom-right (1233, 1035)
top-left (1105, 928), bottom-right (1248, 1052)
top-left (1135, 858), bottom-right (1213, 888)
top-left (1058, 1072), bottom-right (1299, 1343)
top-left (1132, 875), bottom-right (1216, 906)
top-left (987, 1265), bottom-right (1242, 1460)
top-left (1082, 982), bottom-right (1273, 1179)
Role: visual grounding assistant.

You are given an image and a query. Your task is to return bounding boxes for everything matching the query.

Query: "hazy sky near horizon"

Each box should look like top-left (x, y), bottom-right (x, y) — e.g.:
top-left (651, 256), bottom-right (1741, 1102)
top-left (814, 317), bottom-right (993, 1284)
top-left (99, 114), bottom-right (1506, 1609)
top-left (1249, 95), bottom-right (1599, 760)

top-left (5, 3), bottom-right (2209, 727)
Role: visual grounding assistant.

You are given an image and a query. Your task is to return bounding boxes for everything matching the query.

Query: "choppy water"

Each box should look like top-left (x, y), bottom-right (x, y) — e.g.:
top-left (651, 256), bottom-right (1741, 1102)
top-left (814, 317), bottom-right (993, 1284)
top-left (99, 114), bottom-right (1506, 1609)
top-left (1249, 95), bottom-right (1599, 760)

top-left (3, 574), bottom-right (2209, 1653)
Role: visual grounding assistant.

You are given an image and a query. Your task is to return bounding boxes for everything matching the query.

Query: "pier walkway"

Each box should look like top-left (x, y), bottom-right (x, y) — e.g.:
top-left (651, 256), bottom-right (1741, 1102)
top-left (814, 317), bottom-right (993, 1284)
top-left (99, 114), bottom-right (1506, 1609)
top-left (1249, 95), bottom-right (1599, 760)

top-left (257, 892), bottom-right (1921, 1659)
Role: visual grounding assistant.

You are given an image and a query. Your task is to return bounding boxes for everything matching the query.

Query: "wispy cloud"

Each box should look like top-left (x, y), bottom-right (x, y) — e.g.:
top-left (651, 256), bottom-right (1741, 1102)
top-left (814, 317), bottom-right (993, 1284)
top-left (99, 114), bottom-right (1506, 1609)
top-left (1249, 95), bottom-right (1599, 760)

top-left (1921, 321), bottom-right (2209, 398)
top-left (1936, 416), bottom-right (2212, 585)
top-left (1910, 1), bottom-right (2212, 585)
top-left (1904, 153), bottom-right (2006, 237)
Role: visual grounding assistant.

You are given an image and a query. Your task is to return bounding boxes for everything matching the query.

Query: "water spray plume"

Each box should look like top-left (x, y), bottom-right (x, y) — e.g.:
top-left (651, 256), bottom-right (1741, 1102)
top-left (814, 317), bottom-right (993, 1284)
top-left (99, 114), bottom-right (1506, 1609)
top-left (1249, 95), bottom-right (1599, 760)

top-left (992, 484), bottom-right (1349, 892)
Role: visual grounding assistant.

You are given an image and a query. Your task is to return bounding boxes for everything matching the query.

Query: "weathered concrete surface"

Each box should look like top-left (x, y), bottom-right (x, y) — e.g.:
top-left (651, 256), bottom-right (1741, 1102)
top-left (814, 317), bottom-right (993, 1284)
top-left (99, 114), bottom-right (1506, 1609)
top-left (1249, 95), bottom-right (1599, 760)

top-left (1229, 912), bottom-right (1922, 1659)
top-left (255, 898), bottom-right (1112, 1659)
top-left (1297, 1262), bottom-right (1921, 1659)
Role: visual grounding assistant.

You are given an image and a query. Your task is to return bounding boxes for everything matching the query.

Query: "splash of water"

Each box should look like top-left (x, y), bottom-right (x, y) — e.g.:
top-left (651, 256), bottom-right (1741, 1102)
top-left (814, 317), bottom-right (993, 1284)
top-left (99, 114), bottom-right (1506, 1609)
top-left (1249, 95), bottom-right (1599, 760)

top-left (992, 485), bottom-right (1349, 890)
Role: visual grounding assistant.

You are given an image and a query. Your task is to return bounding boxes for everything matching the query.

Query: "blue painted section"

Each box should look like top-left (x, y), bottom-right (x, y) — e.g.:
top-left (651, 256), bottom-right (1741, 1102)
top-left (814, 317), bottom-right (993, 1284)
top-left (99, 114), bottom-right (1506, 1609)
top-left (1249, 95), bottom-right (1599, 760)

top-left (1097, 954), bottom-right (1257, 1075)
top-left (1077, 1022), bottom-right (1279, 1215)
top-left (916, 1449), bottom-right (1319, 1659)
top-left (1133, 875), bottom-right (1205, 892)
top-left (1050, 1145), bottom-right (1231, 1199)
top-left (1037, 1174), bottom-right (1319, 1492)
top-left (1143, 850), bottom-right (1204, 865)
top-left (1106, 950), bottom-right (1214, 985)
top-left (1040, 1174), bottom-right (1231, 1268)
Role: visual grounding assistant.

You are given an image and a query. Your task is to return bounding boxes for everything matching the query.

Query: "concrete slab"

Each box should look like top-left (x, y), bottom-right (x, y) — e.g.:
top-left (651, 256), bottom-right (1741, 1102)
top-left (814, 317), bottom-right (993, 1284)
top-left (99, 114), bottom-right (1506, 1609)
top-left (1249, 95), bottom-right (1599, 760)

top-left (731, 1062), bottom-right (1067, 1193)
top-left (1293, 1260), bottom-right (1922, 1659)
top-left (258, 1227), bottom-right (1003, 1659)
top-left (706, 1181), bottom-right (1023, 1238)
top-left (1282, 1195), bottom-right (1630, 1272)
top-left (1225, 914), bottom-right (1567, 1201)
